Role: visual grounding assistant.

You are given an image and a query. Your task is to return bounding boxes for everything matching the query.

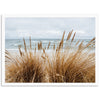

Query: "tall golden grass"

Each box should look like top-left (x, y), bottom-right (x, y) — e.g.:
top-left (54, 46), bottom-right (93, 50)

top-left (5, 30), bottom-right (95, 83)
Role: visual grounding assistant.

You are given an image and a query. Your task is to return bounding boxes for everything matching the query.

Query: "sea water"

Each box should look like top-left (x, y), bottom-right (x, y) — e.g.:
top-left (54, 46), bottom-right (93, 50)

top-left (5, 39), bottom-right (95, 52)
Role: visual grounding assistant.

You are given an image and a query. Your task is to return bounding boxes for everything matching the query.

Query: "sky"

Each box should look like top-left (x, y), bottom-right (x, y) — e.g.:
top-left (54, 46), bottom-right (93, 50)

top-left (5, 17), bottom-right (95, 39)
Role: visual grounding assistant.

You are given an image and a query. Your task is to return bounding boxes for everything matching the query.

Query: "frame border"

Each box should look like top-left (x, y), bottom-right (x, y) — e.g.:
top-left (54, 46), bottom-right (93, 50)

top-left (1, 14), bottom-right (99, 87)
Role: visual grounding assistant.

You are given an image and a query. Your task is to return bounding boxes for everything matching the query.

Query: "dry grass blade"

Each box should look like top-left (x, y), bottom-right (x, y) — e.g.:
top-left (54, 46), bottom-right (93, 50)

top-left (40, 41), bottom-right (42, 50)
top-left (66, 29), bottom-right (73, 41)
top-left (78, 41), bottom-right (84, 50)
top-left (5, 55), bottom-right (12, 60)
top-left (23, 38), bottom-right (27, 53)
top-left (34, 43), bottom-right (36, 53)
top-left (47, 42), bottom-right (51, 49)
top-left (89, 37), bottom-right (95, 43)
top-left (18, 45), bottom-right (22, 56)
top-left (29, 36), bottom-right (32, 49)
top-left (41, 55), bottom-right (46, 60)
top-left (43, 48), bottom-right (45, 54)
top-left (75, 40), bottom-right (80, 46)
top-left (57, 31), bottom-right (65, 50)
top-left (38, 42), bottom-right (42, 50)
top-left (38, 42), bottom-right (40, 50)
top-left (53, 43), bottom-right (55, 50)
top-left (85, 37), bottom-right (95, 48)
top-left (5, 50), bottom-right (12, 58)
top-left (71, 32), bottom-right (76, 43)
top-left (5, 50), bottom-right (9, 55)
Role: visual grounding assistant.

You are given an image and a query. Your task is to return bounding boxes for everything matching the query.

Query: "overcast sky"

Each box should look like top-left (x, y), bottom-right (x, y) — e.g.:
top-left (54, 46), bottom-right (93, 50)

top-left (5, 17), bottom-right (95, 39)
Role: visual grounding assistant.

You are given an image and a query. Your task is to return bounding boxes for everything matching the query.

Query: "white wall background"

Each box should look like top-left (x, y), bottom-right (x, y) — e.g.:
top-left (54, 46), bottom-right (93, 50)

top-left (0, 15), bottom-right (1, 84)
top-left (0, 0), bottom-right (100, 100)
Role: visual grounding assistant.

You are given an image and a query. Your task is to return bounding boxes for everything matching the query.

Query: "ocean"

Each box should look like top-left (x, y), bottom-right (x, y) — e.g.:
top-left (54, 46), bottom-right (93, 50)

top-left (5, 39), bottom-right (94, 52)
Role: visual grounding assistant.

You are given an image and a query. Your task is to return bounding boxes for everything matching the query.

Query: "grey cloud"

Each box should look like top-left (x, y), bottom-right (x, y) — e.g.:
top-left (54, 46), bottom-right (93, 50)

top-left (5, 17), bottom-right (95, 39)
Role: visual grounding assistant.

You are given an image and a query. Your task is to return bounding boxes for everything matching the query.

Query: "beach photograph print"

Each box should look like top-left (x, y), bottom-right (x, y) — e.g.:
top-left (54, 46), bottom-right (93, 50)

top-left (4, 16), bottom-right (95, 84)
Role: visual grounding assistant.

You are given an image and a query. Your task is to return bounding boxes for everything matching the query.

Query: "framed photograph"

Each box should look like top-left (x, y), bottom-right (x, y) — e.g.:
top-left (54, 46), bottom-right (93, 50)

top-left (1, 15), bottom-right (98, 86)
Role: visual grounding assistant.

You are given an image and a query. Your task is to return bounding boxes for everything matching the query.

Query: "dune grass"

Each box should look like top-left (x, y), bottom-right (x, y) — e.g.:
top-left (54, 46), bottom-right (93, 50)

top-left (5, 30), bottom-right (95, 83)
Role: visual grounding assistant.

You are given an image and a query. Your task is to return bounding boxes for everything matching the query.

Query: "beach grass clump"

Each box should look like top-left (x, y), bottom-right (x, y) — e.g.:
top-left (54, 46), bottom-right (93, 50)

top-left (42, 30), bottom-right (95, 82)
top-left (5, 30), bottom-right (95, 83)
top-left (45, 49), bottom-right (95, 82)
top-left (5, 39), bottom-right (46, 83)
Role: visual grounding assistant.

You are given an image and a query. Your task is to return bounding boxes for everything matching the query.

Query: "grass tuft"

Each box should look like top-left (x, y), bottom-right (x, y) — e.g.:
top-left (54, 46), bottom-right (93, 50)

top-left (5, 30), bottom-right (95, 83)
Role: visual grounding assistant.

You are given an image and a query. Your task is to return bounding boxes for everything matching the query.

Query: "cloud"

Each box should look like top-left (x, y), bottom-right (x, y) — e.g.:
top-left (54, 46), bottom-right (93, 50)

top-left (74, 30), bottom-right (85, 34)
top-left (5, 17), bottom-right (95, 39)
